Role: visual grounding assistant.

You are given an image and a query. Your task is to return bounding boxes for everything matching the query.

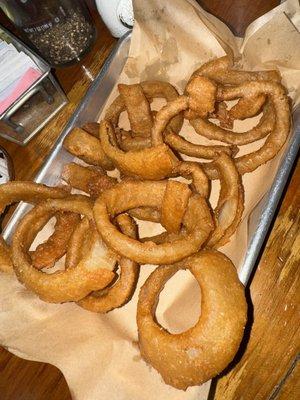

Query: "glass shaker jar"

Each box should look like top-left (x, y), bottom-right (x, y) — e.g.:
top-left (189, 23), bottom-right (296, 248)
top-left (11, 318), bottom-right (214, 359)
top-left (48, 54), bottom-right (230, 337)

top-left (0, 0), bottom-right (96, 67)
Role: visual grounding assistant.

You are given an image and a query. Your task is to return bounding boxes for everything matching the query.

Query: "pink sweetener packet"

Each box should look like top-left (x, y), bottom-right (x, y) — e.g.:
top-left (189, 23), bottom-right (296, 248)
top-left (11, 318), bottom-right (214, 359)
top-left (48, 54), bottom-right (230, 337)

top-left (0, 67), bottom-right (42, 114)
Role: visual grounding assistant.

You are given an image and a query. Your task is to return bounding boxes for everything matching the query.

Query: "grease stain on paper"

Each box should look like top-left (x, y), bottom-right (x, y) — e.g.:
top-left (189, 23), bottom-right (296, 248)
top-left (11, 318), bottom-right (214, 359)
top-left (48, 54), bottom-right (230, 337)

top-left (141, 37), bottom-right (179, 81)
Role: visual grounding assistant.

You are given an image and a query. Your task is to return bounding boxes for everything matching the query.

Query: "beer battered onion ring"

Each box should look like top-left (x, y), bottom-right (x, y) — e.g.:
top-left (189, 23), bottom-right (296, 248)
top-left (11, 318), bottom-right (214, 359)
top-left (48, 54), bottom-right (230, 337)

top-left (31, 212), bottom-right (81, 269)
top-left (0, 181), bottom-right (68, 214)
top-left (12, 196), bottom-right (115, 303)
top-left (0, 182), bottom-right (70, 273)
top-left (105, 80), bottom-right (184, 137)
top-left (118, 83), bottom-right (153, 138)
top-left (140, 156), bottom-right (243, 248)
top-left (128, 161), bottom-right (210, 224)
top-left (0, 237), bottom-right (13, 274)
top-left (61, 162), bottom-right (201, 226)
top-left (191, 55), bottom-right (281, 86)
top-left (164, 132), bottom-right (238, 159)
top-left (118, 130), bottom-right (238, 159)
top-left (207, 153), bottom-right (244, 248)
top-left (161, 181), bottom-right (192, 234)
top-left (137, 250), bottom-right (247, 390)
top-left (188, 55), bottom-right (280, 126)
top-left (202, 81), bottom-right (290, 178)
top-left (61, 163), bottom-right (117, 198)
top-left (66, 213), bottom-right (139, 313)
top-left (93, 180), bottom-right (214, 264)
top-left (190, 102), bottom-right (275, 145)
top-left (113, 160), bottom-right (209, 225)
top-left (63, 127), bottom-right (114, 171)
top-left (151, 92), bottom-right (238, 159)
top-left (100, 120), bottom-right (179, 180)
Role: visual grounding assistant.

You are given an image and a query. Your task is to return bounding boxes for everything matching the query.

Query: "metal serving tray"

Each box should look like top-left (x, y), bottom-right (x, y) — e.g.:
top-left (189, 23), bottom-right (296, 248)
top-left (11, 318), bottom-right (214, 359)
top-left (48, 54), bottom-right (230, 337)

top-left (3, 31), bottom-right (300, 285)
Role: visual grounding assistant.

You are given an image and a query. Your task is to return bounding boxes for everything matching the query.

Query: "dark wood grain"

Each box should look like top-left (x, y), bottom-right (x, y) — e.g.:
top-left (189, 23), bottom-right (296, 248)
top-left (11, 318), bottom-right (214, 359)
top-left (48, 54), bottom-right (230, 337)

top-left (1, 1), bottom-right (299, 400)
top-left (198, 0), bottom-right (280, 36)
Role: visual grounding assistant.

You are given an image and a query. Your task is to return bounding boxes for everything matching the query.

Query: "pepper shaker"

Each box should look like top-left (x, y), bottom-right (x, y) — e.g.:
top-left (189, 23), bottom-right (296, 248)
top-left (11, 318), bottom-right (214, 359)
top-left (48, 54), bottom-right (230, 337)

top-left (0, 0), bottom-right (96, 67)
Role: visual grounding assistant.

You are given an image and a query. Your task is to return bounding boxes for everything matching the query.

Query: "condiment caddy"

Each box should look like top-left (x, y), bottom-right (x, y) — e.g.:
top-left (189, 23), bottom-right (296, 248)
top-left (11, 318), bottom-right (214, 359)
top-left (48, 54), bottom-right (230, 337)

top-left (0, 25), bottom-right (68, 145)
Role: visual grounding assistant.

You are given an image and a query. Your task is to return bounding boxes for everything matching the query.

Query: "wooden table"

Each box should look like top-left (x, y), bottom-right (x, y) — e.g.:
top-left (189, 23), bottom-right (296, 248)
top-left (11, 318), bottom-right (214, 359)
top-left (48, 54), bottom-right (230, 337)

top-left (0, 1), bottom-right (299, 399)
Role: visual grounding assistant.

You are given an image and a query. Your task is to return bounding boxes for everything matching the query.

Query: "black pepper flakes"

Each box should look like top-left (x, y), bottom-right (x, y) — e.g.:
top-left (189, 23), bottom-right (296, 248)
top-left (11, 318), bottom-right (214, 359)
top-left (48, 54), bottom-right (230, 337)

top-left (27, 10), bottom-right (95, 66)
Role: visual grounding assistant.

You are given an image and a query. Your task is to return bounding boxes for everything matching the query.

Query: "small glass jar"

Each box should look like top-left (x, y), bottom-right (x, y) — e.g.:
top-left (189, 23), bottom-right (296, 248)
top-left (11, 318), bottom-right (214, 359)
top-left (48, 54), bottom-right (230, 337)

top-left (0, 0), bottom-right (96, 67)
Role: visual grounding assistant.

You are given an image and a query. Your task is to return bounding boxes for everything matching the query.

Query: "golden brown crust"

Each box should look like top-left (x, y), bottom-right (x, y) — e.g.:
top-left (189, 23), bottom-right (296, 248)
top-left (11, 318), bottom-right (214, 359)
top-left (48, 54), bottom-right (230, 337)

top-left (61, 163), bottom-right (117, 198)
top-left (185, 76), bottom-right (217, 119)
top-left (165, 131), bottom-right (238, 159)
top-left (137, 250), bottom-right (247, 390)
top-left (118, 83), bottom-right (153, 137)
top-left (207, 153), bottom-right (244, 248)
top-left (0, 237), bottom-right (13, 274)
top-left (105, 80), bottom-right (184, 136)
top-left (12, 196), bottom-right (115, 303)
top-left (190, 102), bottom-right (275, 146)
top-left (161, 181), bottom-right (192, 234)
top-left (63, 127), bottom-right (114, 170)
top-left (70, 214), bottom-right (140, 313)
top-left (191, 55), bottom-right (281, 85)
top-left (31, 212), bottom-right (81, 269)
top-left (0, 182), bottom-right (70, 273)
top-left (93, 180), bottom-right (214, 264)
top-left (202, 81), bottom-right (290, 178)
top-left (0, 181), bottom-right (68, 214)
top-left (100, 120), bottom-right (179, 180)
top-left (81, 122), bottom-right (100, 138)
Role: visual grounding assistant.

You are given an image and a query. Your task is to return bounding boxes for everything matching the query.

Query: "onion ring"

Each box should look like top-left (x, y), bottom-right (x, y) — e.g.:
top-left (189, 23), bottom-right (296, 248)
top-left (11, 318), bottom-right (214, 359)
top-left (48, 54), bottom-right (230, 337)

top-left (161, 181), bottom-right (192, 234)
top-left (100, 120), bottom-right (179, 180)
top-left (105, 81), bottom-right (184, 136)
top-left (173, 161), bottom-right (210, 198)
top-left (61, 163), bottom-right (117, 198)
top-left (184, 76), bottom-right (217, 119)
top-left (81, 122), bottom-right (100, 138)
top-left (202, 81), bottom-right (290, 178)
top-left (0, 181), bottom-right (68, 214)
top-left (211, 95), bottom-right (267, 129)
top-left (129, 161), bottom-right (210, 223)
top-left (118, 83), bottom-right (153, 138)
top-left (207, 153), bottom-right (244, 248)
top-left (150, 92), bottom-right (237, 161)
top-left (117, 134), bottom-right (151, 152)
top-left (31, 212), bottom-right (81, 269)
top-left (188, 56), bottom-right (279, 127)
top-left (63, 127), bottom-right (114, 170)
top-left (67, 213), bottom-right (140, 313)
top-left (0, 182), bottom-right (69, 273)
top-left (129, 207), bottom-right (161, 223)
top-left (191, 55), bottom-right (281, 85)
top-left (228, 93), bottom-right (266, 120)
top-left (190, 102), bottom-right (275, 145)
top-left (93, 180), bottom-right (213, 264)
top-left (12, 196), bottom-right (115, 303)
top-left (152, 96), bottom-right (189, 146)
top-left (137, 250), bottom-right (247, 390)
top-left (165, 131), bottom-right (238, 159)
top-left (0, 237), bottom-right (13, 274)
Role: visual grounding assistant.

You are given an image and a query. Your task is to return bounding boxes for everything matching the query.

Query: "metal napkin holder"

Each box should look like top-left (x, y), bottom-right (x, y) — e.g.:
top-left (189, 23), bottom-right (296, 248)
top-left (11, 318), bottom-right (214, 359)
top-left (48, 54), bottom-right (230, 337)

top-left (0, 25), bottom-right (68, 145)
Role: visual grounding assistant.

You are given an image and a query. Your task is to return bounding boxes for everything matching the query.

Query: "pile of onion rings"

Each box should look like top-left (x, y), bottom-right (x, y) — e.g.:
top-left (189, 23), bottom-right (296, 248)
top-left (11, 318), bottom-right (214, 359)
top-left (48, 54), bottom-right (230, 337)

top-left (1, 56), bottom-right (292, 390)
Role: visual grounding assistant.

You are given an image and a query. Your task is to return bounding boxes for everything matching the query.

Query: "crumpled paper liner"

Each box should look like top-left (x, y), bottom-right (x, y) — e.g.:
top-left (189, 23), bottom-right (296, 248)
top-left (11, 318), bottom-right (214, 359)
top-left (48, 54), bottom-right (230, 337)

top-left (0, 1), bottom-right (299, 399)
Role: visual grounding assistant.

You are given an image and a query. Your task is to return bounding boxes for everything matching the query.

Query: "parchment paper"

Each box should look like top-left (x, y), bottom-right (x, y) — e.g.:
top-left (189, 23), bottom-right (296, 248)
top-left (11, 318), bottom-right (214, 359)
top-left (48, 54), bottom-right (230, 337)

top-left (0, 1), bottom-right (299, 399)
